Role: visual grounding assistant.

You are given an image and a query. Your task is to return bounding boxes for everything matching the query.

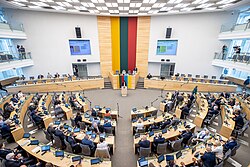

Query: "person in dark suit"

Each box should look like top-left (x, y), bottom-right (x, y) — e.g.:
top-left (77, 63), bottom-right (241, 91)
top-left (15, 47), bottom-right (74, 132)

top-left (200, 146), bottom-right (216, 167)
top-left (207, 105), bottom-right (219, 116)
top-left (146, 73), bottom-right (152, 79)
top-left (81, 134), bottom-right (95, 154)
top-left (66, 132), bottom-right (81, 154)
top-left (10, 94), bottom-right (19, 104)
top-left (138, 135), bottom-right (150, 148)
top-left (180, 128), bottom-right (193, 145)
top-left (232, 111), bottom-right (244, 130)
top-left (1, 120), bottom-right (14, 142)
top-left (0, 82), bottom-right (8, 92)
top-left (54, 125), bottom-right (65, 147)
top-left (3, 103), bottom-right (14, 119)
top-left (30, 110), bottom-right (44, 128)
top-left (46, 123), bottom-right (55, 140)
top-left (0, 142), bottom-right (12, 159)
top-left (149, 122), bottom-right (159, 131)
top-left (180, 105), bottom-right (190, 119)
top-left (5, 153), bottom-right (23, 167)
top-left (152, 133), bottom-right (165, 153)
top-left (160, 118), bottom-right (171, 129)
top-left (223, 136), bottom-right (237, 153)
top-left (74, 112), bottom-right (82, 128)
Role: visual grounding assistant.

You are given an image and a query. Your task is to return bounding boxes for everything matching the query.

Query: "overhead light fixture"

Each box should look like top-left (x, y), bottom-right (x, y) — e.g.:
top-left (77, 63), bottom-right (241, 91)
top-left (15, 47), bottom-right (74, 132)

top-left (39, 0), bottom-right (54, 2)
top-left (11, 1), bottom-right (26, 6)
top-left (180, 7), bottom-right (194, 11)
top-left (160, 7), bottom-right (173, 11)
top-left (119, 7), bottom-right (129, 10)
top-left (216, 0), bottom-right (236, 4)
top-left (117, 0), bottom-right (130, 3)
top-left (175, 3), bottom-right (190, 8)
top-left (192, 0), bottom-right (209, 4)
top-left (62, 2), bottom-right (72, 7)
top-left (168, 0), bottom-right (183, 4)
top-left (196, 3), bottom-right (214, 8)
top-left (130, 3), bottom-right (142, 7)
top-left (220, 3), bottom-right (233, 8)
top-left (74, 6), bottom-right (87, 10)
top-left (140, 7), bottom-right (151, 11)
top-left (148, 10), bottom-right (158, 14)
top-left (96, 6), bottom-right (108, 10)
top-left (68, 9), bottom-right (79, 12)
top-left (14, 0), bottom-right (28, 2)
top-left (205, 7), bottom-right (217, 10)
top-left (143, 0), bottom-right (157, 3)
top-left (30, 2), bottom-right (49, 6)
top-left (168, 10), bottom-right (179, 13)
top-left (87, 3), bottom-right (95, 7)
top-left (28, 5), bottom-right (42, 8)
top-left (51, 6), bottom-right (66, 10)
top-left (152, 3), bottom-right (166, 8)
top-left (106, 3), bottom-right (118, 7)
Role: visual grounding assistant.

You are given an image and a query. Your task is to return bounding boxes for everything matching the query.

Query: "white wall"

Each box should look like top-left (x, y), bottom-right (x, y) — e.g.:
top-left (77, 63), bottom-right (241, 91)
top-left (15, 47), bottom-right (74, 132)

top-left (4, 9), bottom-right (100, 77)
top-left (148, 11), bottom-right (238, 77)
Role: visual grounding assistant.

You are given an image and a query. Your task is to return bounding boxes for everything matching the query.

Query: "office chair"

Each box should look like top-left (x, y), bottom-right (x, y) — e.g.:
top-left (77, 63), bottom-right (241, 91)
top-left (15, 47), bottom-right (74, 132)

top-left (80, 144), bottom-right (91, 156)
top-left (231, 143), bottom-right (241, 156)
top-left (95, 148), bottom-right (111, 159)
top-left (43, 129), bottom-right (52, 142)
top-left (157, 143), bottom-right (168, 155)
top-left (215, 160), bottom-right (223, 167)
top-left (223, 149), bottom-right (231, 161)
top-left (187, 74), bottom-right (192, 77)
top-left (0, 157), bottom-right (6, 167)
top-left (70, 118), bottom-right (76, 127)
top-left (52, 134), bottom-right (63, 149)
top-left (64, 139), bottom-right (73, 153)
top-left (170, 138), bottom-right (183, 152)
top-left (104, 127), bottom-right (113, 134)
top-left (151, 110), bottom-right (158, 117)
top-left (233, 121), bottom-right (249, 137)
top-left (139, 147), bottom-right (151, 157)
top-left (78, 122), bottom-right (86, 130)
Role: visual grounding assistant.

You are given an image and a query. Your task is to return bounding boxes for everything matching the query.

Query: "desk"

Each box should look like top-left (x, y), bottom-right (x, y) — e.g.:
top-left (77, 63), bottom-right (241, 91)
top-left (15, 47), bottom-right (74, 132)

top-left (7, 78), bottom-right (104, 93)
top-left (159, 92), bottom-right (173, 112)
top-left (76, 93), bottom-right (89, 112)
top-left (133, 122), bottom-right (196, 153)
top-left (219, 105), bottom-right (235, 138)
top-left (92, 108), bottom-right (118, 121)
top-left (193, 95), bottom-right (209, 128)
top-left (19, 95), bottom-right (33, 126)
top-left (17, 138), bottom-right (112, 167)
top-left (144, 78), bottom-right (237, 92)
top-left (108, 71), bottom-right (140, 89)
top-left (236, 96), bottom-right (250, 120)
top-left (59, 93), bottom-right (73, 120)
top-left (11, 126), bottom-right (25, 142)
top-left (131, 107), bottom-right (158, 120)
top-left (15, 76), bottom-right (77, 85)
top-left (0, 95), bottom-right (11, 110)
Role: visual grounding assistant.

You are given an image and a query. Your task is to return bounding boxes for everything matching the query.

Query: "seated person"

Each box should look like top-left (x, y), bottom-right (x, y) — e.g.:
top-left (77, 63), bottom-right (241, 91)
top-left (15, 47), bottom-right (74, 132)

top-left (152, 133), bottom-right (165, 152)
top-left (3, 103), bottom-right (15, 119)
top-left (17, 91), bottom-right (24, 99)
top-left (30, 110), bottom-right (44, 128)
top-left (67, 132), bottom-right (81, 153)
top-left (91, 109), bottom-right (98, 117)
top-left (5, 153), bottom-right (24, 167)
top-left (81, 134), bottom-right (95, 154)
top-left (207, 105), bottom-right (219, 117)
top-left (149, 122), bottom-right (159, 131)
top-left (103, 119), bottom-right (112, 128)
top-left (192, 129), bottom-right (210, 143)
top-left (232, 111), bottom-right (244, 130)
top-left (92, 122), bottom-right (101, 134)
top-left (223, 136), bottom-right (237, 153)
top-left (212, 141), bottom-right (223, 160)
top-left (10, 94), bottom-right (19, 104)
top-left (170, 114), bottom-right (180, 127)
top-left (160, 118), bottom-right (171, 129)
top-left (54, 125), bottom-right (66, 147)
top-left (180, 128), bottom-right (193, 145)
top-left (74, 112), bottom-right (82, 128)
top-left (47, 123), bottom-right (55, 138)
top-left (200, 146), bottom-right (217, 167)
top-left (0, 142), bottom-right (13, 159)
top-left (138, 135), bottom-right (150, 148)
top-left (1, 120), bottom-right (14, 142)
top-left (97, 137), bottom-right (109, 150)
top-left (104, 109), bottom-right (111, 118)
top-left (146, 73), bottom-right (152, 79)
top-left (135, 118), bottom-right (144, 132)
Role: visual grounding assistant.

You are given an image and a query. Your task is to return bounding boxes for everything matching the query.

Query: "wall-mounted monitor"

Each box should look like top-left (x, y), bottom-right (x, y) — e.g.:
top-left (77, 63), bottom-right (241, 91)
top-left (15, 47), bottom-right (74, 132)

top-left (156, 40), bottom-right (178, 55)
top-left (69, 39), bottom-right (91, 55)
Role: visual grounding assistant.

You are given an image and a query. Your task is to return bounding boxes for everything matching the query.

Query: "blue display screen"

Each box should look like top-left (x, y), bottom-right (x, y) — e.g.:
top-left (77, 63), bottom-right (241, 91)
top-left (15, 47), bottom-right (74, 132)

top-left (156, 40), bottom-right (178, 55)
top-left (69, 40), bottom-right (91, 55)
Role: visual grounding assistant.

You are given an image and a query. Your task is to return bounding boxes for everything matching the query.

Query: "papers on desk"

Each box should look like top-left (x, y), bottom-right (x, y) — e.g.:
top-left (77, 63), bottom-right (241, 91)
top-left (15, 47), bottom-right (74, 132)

top-left (32, 146), bottom-right (40, 153)
top-left (77, 133), bottom-right (84, 139)
top-left (20, 140), bottom-right (30, 147)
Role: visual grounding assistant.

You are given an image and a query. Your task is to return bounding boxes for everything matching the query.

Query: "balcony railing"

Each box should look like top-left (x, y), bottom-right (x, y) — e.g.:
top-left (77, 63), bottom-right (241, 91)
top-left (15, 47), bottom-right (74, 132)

top-left (0, 52), bottom-right (32, 63)
top-left (214, 52), bottom-right (250, 64)
top-left (220, 22), bottom-right (250, 33)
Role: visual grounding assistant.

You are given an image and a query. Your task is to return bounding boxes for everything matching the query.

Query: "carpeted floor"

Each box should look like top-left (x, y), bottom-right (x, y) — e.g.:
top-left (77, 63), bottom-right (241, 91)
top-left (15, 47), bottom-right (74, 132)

top-left (3, 88), bottom-right (250, 167)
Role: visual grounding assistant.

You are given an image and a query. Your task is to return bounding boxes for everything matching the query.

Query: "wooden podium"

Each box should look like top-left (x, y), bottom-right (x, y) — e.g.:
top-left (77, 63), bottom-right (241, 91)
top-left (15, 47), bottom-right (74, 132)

top-left (121, 86), bottom-right (127, 96)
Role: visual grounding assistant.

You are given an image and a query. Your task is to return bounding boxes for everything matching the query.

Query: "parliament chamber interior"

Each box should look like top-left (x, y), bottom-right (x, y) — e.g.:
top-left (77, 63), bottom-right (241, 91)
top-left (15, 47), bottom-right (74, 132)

top-left (0, 0), bottom-right (250, 167)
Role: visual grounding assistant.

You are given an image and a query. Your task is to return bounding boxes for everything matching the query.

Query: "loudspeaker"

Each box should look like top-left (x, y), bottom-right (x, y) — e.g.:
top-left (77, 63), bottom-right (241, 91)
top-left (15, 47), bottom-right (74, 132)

top-left (77, 59), bottom-right (81, 62)
top-left (161, 59), bottom-right (165, 61)
top-left (166, 59), bottom-right (170, 62)
top-left (75, 27), bottom-right (81, 38)
top-left (82, 59), bottom-right (86, 62)
top-left (166, 28), bottom-right (172, 38)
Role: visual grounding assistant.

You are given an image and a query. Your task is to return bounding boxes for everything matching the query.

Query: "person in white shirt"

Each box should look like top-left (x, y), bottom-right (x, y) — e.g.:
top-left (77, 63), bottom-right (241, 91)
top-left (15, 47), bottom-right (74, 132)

top-left (97, 137), bottom-right (109, 150)
top-left (212, 141), bottom-right (224, 160)
top-left (233, 102), bottom-right (241, 111)
top-left (193, 129), bottom-right (211, 143)
top-left (17, 91), bottom-right (24, 99)
top-left (136, 118), bottom-right (144, 132)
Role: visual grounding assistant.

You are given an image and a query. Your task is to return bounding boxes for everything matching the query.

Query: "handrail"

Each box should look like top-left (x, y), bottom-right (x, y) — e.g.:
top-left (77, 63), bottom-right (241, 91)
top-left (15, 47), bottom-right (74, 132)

top-left (0, 52), bottom-right (32, 63)
top-left (214, 51), bottom-right (250, 64)
top-left (220, 22), bottom-right (250, 33)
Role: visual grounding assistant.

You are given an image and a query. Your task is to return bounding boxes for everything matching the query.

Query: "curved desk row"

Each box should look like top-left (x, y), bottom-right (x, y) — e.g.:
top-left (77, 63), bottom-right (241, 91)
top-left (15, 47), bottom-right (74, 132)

top-left (17, 138), bottom-right (112, 167)
top-left (7, 78), bottom-right (104, 93)
top-left (171, 76), bottom-right (229, 84)
top-left (236, 96), bottom-right (250, 120)
top-left (15, 76), bottom-right (77, 85)
top-left (144, 78), bottom-right (237, 92)
top-left (0, 95), bottom-right (11, 110)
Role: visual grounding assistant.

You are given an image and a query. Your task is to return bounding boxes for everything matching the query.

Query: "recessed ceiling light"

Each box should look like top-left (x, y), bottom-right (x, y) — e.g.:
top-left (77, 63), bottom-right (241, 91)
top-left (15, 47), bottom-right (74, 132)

top-left (11, 1), bottom-right (26, 6)
top-left (106, 3), bottom-right (118, 7)
top-left (30, 2), bottom-right (49, 6)
top-left (196, 3), bottom-right (214, 8)
top-left (51, 6), bottom-right (66, 10)
top-left (143, 0), bottom-right (157, 3)
top-left (87, 3), bottom-right (95, 7)
top-left (117, 0), bottom-right (130, 3)
top-left (167, 0), bottom-right (183, 4)
top-left (28, 5), bottom-right (42, 8)
top-left (216, 0), bottom-right (236, 4)
top-left (175, 3), bottom-right (189, 8)
top-left (74, 6), bottom-right (87, 10)
top-left (205, 7), bottom-right (217, 10)
top-left (39, 0), bottom-right (54, 2)
top-left (180, 7), bottom-right (194, 11)
top-left (14, 0), bottom-right (28, 2)
top-left (62, 2), bottom-right (72, 7)
top-left (152, 3), bottom-right (166, 8)
top-left (140, 7), bottom-right (151, 11)
top-left (130, 3), bottom-right (142, 7)
top-left (160, 7), bottom-right (173, 11)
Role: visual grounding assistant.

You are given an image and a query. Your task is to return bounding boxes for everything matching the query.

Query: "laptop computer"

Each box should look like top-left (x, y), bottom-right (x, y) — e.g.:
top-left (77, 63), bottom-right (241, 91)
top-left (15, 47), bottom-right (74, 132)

top-left (106, 108), bottom-right (111, 111)
top-left (72, 156), bottom-right (82, 162)
top-left (166, 155), bottom-right (174, 161)
top-left (100, 133), bottom-right (106, 138)
top-left (158, 155), bottom-right (165, 163)
top-left (138, 157), bottom-right (145, 163)
top-left (74, 128), bottom-right (80, 133)
top-left (64, 124), bottom-right (69, 129)
top-left (143, 117), bottom-right (148, 121)
top-left (55, 151), bottom-right (64, 157)
top-left (67, 127), bottom-right (73, 132)
top-left (176, 151), bottom-right (182, 159)
top-left (90, 158), bottom-right (101, 165)
top-left (29, 140), bottom-right (39, 145)
top-left (139, 160), bottom-right (148, 167)
top-left (54, 121), bottom-right (60, 125)
top-left (135, 134), bottom-right (140, 139)
top-left (132, 108), bottom-right (137, 112)
top-left (149, 131), bottom-right (154, 137)
top-left (132, 118), bottom-right (137, 123)
top-left (86, 131), bottom-right (92, 135)
top-left (95, 105), bottom-right (100, 109)
top-left (23, 133), bottom-right (30, 138)
top-left (162, 129), bottom-right (167, 134)
top-left (84, 113), bottom-right (90, 118)
top-left (91, 134), bottom-right (96, 139)
top-left (41, 145), bottom-right (50, 152)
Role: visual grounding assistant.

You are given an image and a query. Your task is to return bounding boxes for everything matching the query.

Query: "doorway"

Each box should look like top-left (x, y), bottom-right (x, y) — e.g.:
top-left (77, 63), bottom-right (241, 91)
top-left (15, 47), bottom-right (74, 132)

top-left (160, 63), bottom-right (175, 79)
top-left (72, 64), bottom-right (88, 79)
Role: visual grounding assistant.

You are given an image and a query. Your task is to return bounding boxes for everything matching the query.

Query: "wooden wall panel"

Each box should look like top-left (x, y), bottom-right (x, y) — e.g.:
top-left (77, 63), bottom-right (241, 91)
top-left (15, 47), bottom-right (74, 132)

top-left (136, 17), bottom-right (151, 78)
top-left (97, 16), bottom-right (112, 77)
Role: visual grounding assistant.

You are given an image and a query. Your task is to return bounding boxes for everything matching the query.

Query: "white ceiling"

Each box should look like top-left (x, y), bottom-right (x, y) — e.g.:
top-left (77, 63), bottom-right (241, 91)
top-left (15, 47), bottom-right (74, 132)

top-left (1, 0), bottom-right (248, 16)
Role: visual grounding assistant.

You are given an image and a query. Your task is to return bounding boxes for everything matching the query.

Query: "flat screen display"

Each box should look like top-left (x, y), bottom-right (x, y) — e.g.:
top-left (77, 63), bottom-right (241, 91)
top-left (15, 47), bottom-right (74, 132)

top-left (156, 40), bottom-right (178, 55)
top-left (69, 40), bottom-right (91, 55)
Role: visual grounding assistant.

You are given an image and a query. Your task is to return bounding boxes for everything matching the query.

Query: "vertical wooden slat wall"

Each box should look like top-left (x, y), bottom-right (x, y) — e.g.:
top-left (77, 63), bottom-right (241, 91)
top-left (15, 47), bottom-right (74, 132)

top-left (97, 16), bottom-right (112, 77)
top-left (136, 16), bottom-right (151, 78)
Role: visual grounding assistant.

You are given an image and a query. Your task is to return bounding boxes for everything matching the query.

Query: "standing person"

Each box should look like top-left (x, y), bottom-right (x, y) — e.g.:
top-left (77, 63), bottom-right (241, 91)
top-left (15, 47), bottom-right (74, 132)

top-left (47, 72), bottom-right (52, 79)
top-left (222, 45), bottom-right (228, 60)
top-left (192, 86), bottom-right (198, 95)
top-left (17, 45), bottom-right (21, 59)
top-left (20, 45), bottom-right (26, 59)
top-left (0, 82), bottom-right (8, 92)
top-left (73, 65), bottom-right (79, 77)
top-left (243, 76), bottom-right (250, 91)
